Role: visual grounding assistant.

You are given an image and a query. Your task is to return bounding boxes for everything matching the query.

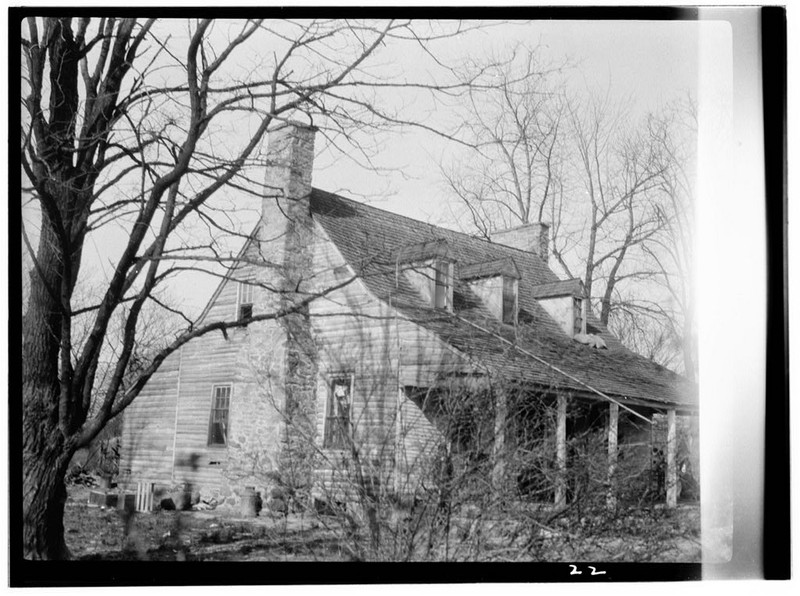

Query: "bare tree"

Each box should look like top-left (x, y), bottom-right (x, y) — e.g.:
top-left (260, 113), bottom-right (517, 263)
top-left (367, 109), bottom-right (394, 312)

top-left (19, 16), bottom-right (478, 560)
top-left (641, 97), bottom-right (698, 379)
top-left (441, 45), bottom-right (568, 236)
top-left (607, 301), bottom-right (684, 370)
top-left (555, 91), bottom-right (669, 327)
top-left (439, 52), bottom-right (675, 351)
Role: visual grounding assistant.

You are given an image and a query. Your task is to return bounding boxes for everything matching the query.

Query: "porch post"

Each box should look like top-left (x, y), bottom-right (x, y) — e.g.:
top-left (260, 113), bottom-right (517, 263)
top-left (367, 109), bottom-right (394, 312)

top-left (491, 387), bottom-right (508, 494)
top-left (393, 385), bottom-right (404, 495)
top-left (555, 394), bottom-right (567, 508)
top-left (606, 402), bottom-right (619, 511)
top-left (666, 409), bottom-right (678, 508)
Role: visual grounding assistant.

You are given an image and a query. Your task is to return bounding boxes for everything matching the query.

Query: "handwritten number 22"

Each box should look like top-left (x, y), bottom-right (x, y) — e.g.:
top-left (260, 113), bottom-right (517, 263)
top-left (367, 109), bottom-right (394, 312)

top-left (569, 565), bottom-right (606, 576)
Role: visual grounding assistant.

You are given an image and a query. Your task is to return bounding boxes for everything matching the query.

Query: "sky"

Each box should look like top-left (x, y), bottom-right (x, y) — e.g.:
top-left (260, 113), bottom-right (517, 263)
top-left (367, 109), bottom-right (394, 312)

top-left (312, 19), bottom-right (713, 226)
top-left (21, 17), bottom-right (732, 317)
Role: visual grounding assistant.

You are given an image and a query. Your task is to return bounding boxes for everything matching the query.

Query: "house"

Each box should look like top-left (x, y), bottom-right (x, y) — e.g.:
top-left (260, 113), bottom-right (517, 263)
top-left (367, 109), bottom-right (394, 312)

top-left (120, 122), bottom-right (697, 513)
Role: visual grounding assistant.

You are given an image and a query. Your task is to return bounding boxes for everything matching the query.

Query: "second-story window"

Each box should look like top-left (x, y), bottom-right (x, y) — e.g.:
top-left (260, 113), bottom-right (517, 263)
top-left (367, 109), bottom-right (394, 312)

top-left (238, 280), bottom-right (254, 322)
top-left (502, 276), bottom-right (518, 324)
top-left (433, 260), bottom-right (453, 311)
top-left (573, 297), bottom-right (584, 335)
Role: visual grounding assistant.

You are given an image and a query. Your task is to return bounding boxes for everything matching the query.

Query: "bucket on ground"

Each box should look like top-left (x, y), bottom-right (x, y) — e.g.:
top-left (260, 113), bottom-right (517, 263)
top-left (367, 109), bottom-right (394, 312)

top-left (241, 486), bottom-right (260, 517)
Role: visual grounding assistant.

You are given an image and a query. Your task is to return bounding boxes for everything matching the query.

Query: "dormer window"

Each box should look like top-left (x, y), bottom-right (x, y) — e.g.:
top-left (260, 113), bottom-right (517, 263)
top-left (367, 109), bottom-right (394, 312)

top-left (531, 279), bottom-right (586, 337)
top-left (237, 280), bottom-right (254, 322)
top-left (503, 276), bottom-right (518, 324)
top-left (395, 239), bottom-right (454, 312)
top-left (573, 296), bottom-right (584, 335)
top-left (434, 260), bottom-right (453, 310)
top-left (460, 258), bottom-right (520, 324)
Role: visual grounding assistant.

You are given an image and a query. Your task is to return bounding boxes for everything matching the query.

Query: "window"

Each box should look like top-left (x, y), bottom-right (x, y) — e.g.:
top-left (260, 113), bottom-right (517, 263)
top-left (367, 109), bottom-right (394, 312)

top-left (573, 297), bottom-right (584, 335)
top-left (238, 280), bottom-right (254, 322)
top-left (208, 385), bottom-right (231, 446)
top-left (502, 276), bottom-right (518, 324)
top-left (433, 260), bottom-right (453, 310)
top-left (324, 375), bottom-right (353, 449)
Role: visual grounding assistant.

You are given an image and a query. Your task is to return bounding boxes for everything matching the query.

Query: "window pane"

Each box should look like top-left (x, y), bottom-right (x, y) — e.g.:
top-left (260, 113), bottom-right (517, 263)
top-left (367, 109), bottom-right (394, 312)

top-left (434, 261), bottom-right (448, 309)
top-left (240, 281), bottom-right (254, 304)
top-left (503, 277), bottom-right (516, 324)
top-left (209, 385), bottom-right (231, 446)
top-left (210, 422), bottom-right (226, 445)
top-left (332, 379), bottom-right (350, 417)
top-left (325, 377), bottom-right (352, 448)
top-left (239, 282), bottom-right (254, 322)
top-left (239, 303), bottom-right (253, 321)
top-left (574, 298), bottom-right (583, 334)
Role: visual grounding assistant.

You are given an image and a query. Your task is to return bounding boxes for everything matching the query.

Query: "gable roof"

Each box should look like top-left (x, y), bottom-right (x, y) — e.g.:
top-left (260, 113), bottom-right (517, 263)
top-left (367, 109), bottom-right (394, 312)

top-left (309, 189), bottom-right (696, 412)
top-left (459, 257), bottom-right (521, 281)
top-left (395, 239), bottom-right (452, 263)
top-left (529, 278), bottom-right (584, 299)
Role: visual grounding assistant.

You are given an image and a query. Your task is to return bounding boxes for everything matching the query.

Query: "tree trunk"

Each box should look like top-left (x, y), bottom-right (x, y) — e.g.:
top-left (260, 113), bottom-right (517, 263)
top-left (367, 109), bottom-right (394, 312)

top-left (600, 245), bottom-right (628, 326)
top-left (599, 281), bottom-right (614, 325)
top-left (22, 209), bottom-right (75, 560)
top-left (22, 438), bottom-right (74, 560)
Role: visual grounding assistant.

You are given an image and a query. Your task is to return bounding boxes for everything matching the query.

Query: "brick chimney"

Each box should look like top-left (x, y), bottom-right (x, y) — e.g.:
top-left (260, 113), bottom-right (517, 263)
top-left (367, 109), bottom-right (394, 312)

top-left (489, 222), bottom-right (550, 261)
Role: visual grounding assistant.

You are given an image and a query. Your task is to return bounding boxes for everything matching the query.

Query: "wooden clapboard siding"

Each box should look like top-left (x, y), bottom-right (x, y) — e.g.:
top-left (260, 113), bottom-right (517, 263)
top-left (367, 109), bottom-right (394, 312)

top-left (119, 351), bottom-right (181, 485)
top-left (309, 221), bottom-right (464, 497)
top-left (170, 326), bottom-right (239, 489)
top-left (395, 385), bottom-right (440, 492)
top-left (310, 238), bottom-right (400, 498)
top-left (121, 249), bottom-right (287, 494)
top-left (194, 233), bottom-right (272, 326)
top-left (124, 215), bottom-right (474, 501)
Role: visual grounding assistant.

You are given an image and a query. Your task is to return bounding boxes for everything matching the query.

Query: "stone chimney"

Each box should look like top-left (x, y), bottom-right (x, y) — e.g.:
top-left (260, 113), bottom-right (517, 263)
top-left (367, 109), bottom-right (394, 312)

top-left (489, 222), bottom-right (550, 261)
top-left (259, 121), bottom-right (319, 499)
top-left (262, 121), bottom-right (316, 223)
top-left (260, 121), bottom-right (317, 289)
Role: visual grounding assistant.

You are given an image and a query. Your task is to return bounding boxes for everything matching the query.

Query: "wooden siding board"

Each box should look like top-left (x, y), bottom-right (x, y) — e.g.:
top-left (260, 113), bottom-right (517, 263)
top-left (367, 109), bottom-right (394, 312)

top-left (309, 221), bottom-right (462, 497)
top-left (122, 257), bottom-right (289, 495)
top-left (120, 351), bottom-right (181, 485)
top-left (125, 213), bottom-right (475, 501)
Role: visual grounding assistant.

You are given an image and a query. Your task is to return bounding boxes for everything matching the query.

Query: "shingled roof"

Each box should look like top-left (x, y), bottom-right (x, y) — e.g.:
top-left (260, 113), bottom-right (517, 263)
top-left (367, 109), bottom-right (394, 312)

top-left (459, 257), bottom-right (521, 281)
top-left (309, 189), bottom-right (696, 412)
top-left (529, 278), bottom-right (584, 298)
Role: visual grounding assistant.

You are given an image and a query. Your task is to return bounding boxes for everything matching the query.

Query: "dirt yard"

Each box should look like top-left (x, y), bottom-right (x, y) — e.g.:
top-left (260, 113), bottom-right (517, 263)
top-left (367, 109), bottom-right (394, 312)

top-left (65, 484), bottom-right (358, 561)
top-left (65, 483), bottom-right (707, 562)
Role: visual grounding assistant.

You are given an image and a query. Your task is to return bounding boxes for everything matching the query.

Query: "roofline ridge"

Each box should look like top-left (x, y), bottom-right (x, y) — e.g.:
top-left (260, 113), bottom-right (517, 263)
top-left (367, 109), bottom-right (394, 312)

top-left (490, 220), bottom-right (551, 234)
top-left (310, 187), bottom-right (556, 260)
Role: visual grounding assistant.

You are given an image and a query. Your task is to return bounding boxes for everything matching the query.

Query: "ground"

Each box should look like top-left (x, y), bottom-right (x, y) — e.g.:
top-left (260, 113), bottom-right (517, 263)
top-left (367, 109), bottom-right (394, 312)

top-left (64, 482), bottom-right (716, 562)
top-left (66, 483), bottom-right (354, 561)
